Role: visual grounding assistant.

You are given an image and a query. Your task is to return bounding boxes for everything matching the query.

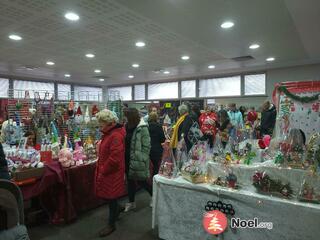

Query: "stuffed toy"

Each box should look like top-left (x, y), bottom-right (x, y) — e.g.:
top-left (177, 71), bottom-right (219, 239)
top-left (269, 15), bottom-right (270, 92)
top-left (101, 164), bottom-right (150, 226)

top-left (58, 148), bottom-right (74, 168)
top-left (68, 100), bottom-right (75, 117)
top-left (73, 142), bottom-right (87, 166)
top-left (74, 106), bottom-right (83, 124)
top-left (84, 105), bottom-right (90, 124)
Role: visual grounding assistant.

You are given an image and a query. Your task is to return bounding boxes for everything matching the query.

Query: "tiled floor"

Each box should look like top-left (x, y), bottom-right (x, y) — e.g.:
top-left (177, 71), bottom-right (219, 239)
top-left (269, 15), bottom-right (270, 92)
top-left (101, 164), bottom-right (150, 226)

top-left (28, 192), bottom-right (159, 240)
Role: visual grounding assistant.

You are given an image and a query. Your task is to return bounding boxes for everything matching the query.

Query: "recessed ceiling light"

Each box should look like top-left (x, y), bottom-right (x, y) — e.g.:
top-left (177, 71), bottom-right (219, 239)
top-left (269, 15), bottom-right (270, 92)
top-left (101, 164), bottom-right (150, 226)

top-left (64, 12), bottom-right (80, 21)
top-left (46, 61), bottom-right (55, 65)
top-left (208, 65), bottom-right (215, 69)
top-left (135, 41), bottom-right (146, 47)
top-left (181, 55), bottom-right (190, 60)
top-left (249, 44), bottom-right (260, 49)
top-left (128, 75), bottom-right (134, 79)
top-left (86, 53), bottom-right (95, 58)
top-left (9, 34), bottom-right (22, 41)
top-left (266, 57), bottom-right (275, 62)
top-left (64, 74), bottom-right (71, 78)
top-left (221, 21), bottom-right (234, 29)
top-left (163, 71), bottom-right (170, 74)
top-left (132, 63), bottom-right (140, 68)
top-left (99, 78), bottom-right (105, 82)
top-left (94, 69), bottom-right (101, 73)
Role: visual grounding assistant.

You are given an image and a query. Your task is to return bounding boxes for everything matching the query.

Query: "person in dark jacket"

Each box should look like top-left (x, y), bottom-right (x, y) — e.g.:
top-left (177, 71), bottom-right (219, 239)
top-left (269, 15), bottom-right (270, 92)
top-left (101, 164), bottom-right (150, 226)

top-left (148, 112), bottom-right (166, 177)
top-left (0, 143), bottom-right (10, 180)
top-left (260, 101), bottom-right (277, 136)
top-left (190, 104), bottom-right (201, 125)
top-left (95, 110), bottom-right (126, 237)
top-left (177, 104), bottom-right (194, 152)
top-left (124, 108), bottom-right (152, 212)
top-left (170, 104), bottom-right (194, 152)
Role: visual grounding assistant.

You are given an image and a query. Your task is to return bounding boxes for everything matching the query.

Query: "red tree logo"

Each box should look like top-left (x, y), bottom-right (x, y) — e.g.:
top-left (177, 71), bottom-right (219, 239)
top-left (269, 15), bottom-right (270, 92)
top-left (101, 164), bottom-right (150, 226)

top-left (203, 210), bottom-right (228, 235)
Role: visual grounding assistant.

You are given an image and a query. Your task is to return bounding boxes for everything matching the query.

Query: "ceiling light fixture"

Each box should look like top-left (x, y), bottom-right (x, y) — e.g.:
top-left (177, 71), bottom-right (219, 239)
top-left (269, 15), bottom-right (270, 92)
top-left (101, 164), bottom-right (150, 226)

top-left (99, 78), bottom-right (105, 82)
top-left (249, 44), bottom-right (260, 49)
top-left (132, 63), bottom-right (140, 68)
top-left (128, 75), bottom-right (134, 79)
top-left (65, 12), bottom-right (80, 21)
top-left (64, 74), bottom-right (71, 77)
top-left (266, 57), bottom-right (275, 62)
top-left (86, 53), bottom-right (95, 58)
top-left (46, 61), bottom-right (55, 65)
top-left (163, 71), bottom-right (170, 74)
top-left (9, 34), bottom-right (22, 41)
top-left (94, 69), bottom-right (101, 73)
top-left (221, 21), bottom-right (234, 29)
top-left (208, 65), bottom-right (215, 69)
top-left (135, 41), bottom-right (146, 47)
top-left (181, 55), bottom-right (190, 60)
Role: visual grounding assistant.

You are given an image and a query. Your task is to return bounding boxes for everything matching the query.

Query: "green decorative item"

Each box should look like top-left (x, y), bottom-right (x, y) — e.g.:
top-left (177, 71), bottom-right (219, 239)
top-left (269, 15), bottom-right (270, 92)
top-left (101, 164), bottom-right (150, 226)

top-left (274, 152), bottom-right (284, 164)
top-left (278, 86), bottom-right (319, 103)
top-left (16, 101), bottom-right (23, 110)
top-left (244, 152), bottom-right (256, 165)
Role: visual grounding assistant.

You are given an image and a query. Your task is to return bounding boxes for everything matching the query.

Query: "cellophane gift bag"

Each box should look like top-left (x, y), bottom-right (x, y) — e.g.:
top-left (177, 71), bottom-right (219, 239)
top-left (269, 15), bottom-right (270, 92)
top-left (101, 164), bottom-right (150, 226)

top-left (159, 141), bottom-right (176, 178)
top-left (175, 138), bottom-right (188, 174)
top-left (181, 141), bottom-right (208, 184)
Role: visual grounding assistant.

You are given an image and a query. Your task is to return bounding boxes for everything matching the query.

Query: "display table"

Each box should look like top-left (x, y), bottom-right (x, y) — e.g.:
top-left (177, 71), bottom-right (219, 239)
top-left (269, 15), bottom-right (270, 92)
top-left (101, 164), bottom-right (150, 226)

top-left (152, 175), bottom-right (320, 240)
top-left (19, 161), bottom-right (104, 224)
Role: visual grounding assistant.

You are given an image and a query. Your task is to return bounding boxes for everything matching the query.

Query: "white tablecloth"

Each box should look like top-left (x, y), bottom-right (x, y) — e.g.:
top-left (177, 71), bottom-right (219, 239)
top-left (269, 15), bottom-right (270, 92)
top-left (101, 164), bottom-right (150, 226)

top-left (152, 175), bottom-right (320, 240)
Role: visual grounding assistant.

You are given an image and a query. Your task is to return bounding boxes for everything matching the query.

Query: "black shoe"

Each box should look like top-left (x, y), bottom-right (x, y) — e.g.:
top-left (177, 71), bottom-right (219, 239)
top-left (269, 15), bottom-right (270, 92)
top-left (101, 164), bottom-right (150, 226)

top-left (99, 225), bottom-right (115, 237)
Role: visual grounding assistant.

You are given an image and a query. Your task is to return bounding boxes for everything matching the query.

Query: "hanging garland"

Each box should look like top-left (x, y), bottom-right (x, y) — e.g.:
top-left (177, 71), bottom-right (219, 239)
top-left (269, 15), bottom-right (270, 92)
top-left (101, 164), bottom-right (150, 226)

top-left (278, 86), bottom-right (319, 103)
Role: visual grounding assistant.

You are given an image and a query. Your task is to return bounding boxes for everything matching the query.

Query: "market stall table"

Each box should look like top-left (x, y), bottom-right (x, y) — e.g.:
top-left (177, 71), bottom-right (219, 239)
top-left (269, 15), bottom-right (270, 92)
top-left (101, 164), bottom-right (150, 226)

top-left (19, 161), bottom-right (104, 224)
top-left (152, 175), bottom-right (320, 240)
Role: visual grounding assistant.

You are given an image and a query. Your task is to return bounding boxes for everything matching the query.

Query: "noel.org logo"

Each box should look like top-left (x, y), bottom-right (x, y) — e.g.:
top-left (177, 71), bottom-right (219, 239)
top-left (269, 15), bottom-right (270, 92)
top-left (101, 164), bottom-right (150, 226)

top-left (203, 210), bottom-right (273, 235)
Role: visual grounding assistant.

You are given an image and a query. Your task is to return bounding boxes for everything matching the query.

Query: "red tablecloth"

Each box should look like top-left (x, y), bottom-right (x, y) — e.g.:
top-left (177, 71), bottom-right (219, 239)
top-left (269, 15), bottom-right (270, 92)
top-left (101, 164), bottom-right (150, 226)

top-left (20, 161), bottom-right (104, 224)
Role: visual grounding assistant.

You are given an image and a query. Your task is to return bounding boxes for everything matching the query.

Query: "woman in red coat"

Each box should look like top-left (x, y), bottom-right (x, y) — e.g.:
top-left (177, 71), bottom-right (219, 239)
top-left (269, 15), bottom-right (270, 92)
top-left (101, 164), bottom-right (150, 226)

top-left (95, 109), bottom-right (126, 237)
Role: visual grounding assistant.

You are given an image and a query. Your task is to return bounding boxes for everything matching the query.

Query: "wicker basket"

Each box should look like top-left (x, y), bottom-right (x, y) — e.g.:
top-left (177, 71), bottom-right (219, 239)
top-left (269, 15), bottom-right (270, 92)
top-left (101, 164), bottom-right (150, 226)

top-left (181, 171), bottom-right (206, 184)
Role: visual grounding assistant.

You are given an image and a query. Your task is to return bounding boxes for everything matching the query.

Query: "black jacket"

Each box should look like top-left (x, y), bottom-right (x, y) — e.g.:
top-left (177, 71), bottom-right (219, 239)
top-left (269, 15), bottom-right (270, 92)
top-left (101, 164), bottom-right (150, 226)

top-left (261, 105), bottom-right (277, 136)
top-left (148, 122), bottom-right (166, 161)
top-left (0, 143), bottom-right (10, 180)
top-left (178, 115), bottom-right (194, 152)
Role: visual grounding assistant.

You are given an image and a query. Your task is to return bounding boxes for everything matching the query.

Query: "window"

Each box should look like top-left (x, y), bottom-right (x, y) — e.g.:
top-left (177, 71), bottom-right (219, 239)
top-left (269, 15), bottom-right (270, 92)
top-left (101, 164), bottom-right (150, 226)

top-left (134, 84), bottom-right (145, 100)
top-left (199, 76), bottom-right (241, 97)
top-left (57, 84), bottom-right (71, 100)
top-left (74, 86), bottom-right (103, 102)
top-left (181, 80), bottom-right (196, 98)
top-left (148, 82), bottom-right (178, 100)
top-left (244, 74), bottom-right (266, 95)
top-left (13, 80), bottom-right (54, 99)
top-left (107, 86), bottom-right (132, 101)
top-left (0, 78), bottom-right (9, 98)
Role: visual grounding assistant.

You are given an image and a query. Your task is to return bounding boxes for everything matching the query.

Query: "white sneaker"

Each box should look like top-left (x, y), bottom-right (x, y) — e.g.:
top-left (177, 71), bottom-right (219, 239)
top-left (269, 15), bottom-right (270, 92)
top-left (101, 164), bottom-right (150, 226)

top-left (150, 199), bottom-right (153, 208)
top-left (124, 202), bottom-right (136, 212)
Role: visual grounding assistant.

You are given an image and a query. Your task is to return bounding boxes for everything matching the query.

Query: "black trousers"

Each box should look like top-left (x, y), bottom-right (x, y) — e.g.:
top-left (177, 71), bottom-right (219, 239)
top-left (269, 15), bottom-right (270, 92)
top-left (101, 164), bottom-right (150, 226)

top-left (151, 156), bottom-right (161, 176)
top-left (127, 178), bottom-right (152, 203)
top-left (108, 199), bottom-right (118, 228)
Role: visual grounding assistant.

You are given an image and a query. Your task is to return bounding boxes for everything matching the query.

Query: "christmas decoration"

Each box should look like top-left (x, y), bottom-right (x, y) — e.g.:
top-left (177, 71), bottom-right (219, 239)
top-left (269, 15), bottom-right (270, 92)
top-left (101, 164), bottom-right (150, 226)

top-left (278, 86), bottom-right (319, 103)
top-left (252, 171), bottom-right (293, 198)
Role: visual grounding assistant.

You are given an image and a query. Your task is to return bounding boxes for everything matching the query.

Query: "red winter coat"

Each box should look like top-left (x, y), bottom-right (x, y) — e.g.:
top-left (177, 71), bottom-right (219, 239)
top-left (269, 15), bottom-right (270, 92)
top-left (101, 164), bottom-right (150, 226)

top-left (95, 124), bottom-right (126, 200)
top-left (199, 112), bottom-right (218, 135)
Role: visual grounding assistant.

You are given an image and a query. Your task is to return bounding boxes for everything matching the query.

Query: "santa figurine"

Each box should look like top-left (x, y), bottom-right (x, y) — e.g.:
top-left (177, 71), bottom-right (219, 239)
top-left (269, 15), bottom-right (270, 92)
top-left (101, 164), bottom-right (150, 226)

top-left (74, 105), bottom-right (84, 124)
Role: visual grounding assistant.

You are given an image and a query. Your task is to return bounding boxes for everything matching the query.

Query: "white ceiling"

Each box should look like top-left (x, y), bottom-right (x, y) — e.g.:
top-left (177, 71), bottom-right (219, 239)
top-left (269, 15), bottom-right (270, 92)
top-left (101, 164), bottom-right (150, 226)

top-left (0, 0), bottom-right (320, 86)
